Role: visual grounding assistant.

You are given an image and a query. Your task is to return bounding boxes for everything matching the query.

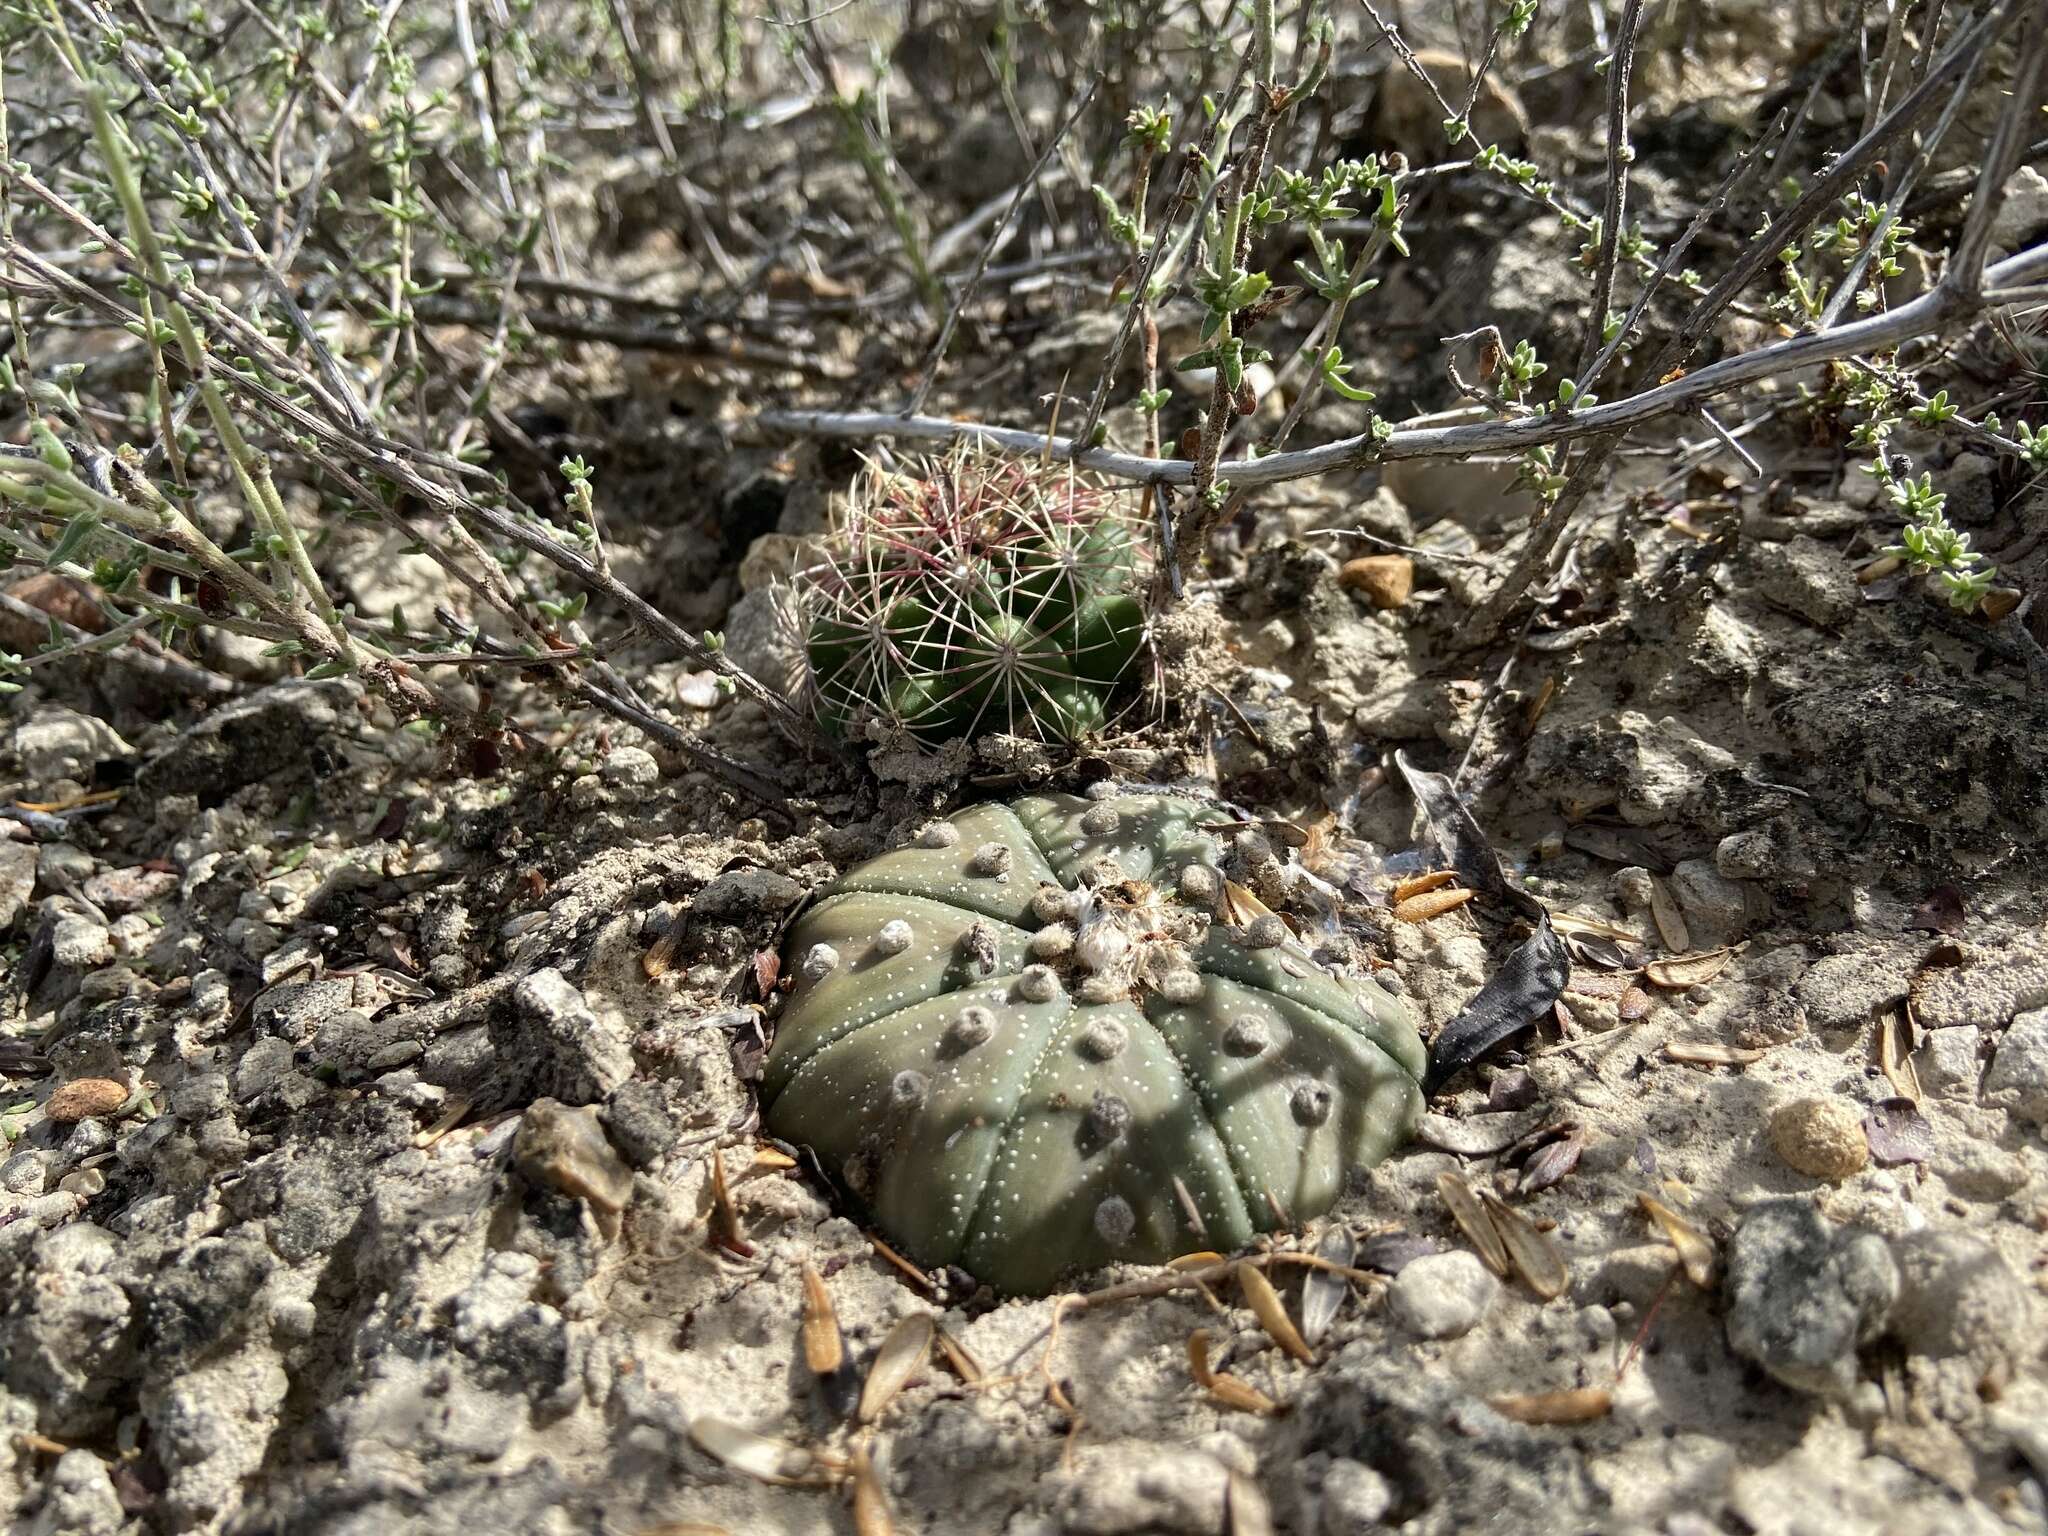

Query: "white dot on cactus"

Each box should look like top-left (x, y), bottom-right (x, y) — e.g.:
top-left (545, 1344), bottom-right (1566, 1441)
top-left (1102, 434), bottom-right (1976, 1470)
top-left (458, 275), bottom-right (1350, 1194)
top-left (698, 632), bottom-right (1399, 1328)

top-left (1223, 1016), bottom-right (1270, 1056)
top-left (1079, 1019), bottom-right (1129, 1060)
top-left (1094, 1195), bottom-right (1137, 1246)
top-left (1017, 965), bottom-right (1061, 1003)
top-left (800, 942), bottom-right (840, 981)
top-left (1245, 914), bottom-right (1287, 948)
top-left (920, 822), bottom-right (961, 848)
top-left (875, 919), bottom-right (913, 956)
top-left (1030, 924), bottom-right (1075, 959)
top-left (1291, 1080), bottom-right (1333, 1126)
top-left (1158, 970), bottom-right (1204, 1004)
top-left (970, 842), bottom-right (1012, 877)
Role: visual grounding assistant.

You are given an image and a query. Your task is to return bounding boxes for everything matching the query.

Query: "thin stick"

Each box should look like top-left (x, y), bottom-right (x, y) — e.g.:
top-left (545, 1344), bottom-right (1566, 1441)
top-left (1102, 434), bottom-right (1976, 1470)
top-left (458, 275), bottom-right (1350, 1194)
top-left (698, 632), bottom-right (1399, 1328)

top-left (903, 77), bottom-right (1098, 418)
top-left (1573, 0), bottom-right (1646, 384)
top-left (757, 236), bottom-right (2048, 483)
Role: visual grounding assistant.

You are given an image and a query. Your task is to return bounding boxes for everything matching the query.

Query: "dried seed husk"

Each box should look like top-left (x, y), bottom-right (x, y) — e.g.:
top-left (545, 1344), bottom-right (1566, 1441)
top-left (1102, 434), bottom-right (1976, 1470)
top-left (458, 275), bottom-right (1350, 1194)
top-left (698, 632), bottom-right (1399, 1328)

top-left (1415, 1109), bottom-right (1548, 1157)
top-left (1638, 1193), bottom-right (1716, 1288)
top-left (1479, 1189), bottom-right (1568, 1300)
top-left (1358, 1231), bottom-right (1439, 1275)
top-left (1878, 1008), bottom-right (1922, 1103)
top-left (1518, 1128), bottom-right (1585, 1195)
top-left (1219, 880), bottom-right (1271, 925)
top-left (1863, 1098), bottom-right (1933, 1167)
top-left (689, 1417), bottom-right (840, 1485)
top-left (642, 926), bottom-right (686, 980)
top-left (753, 1147), bottom-right (797, 1169)
top-left (1662, 1041), bottom-right (1765, 1067)
top-left (1565, 933), bottom-right (1633, 970)
top-left (1170, 1251), bottom-right (1227, 1270)
top-left (851, 1446), bottom-right (895, 1536)
top-left (1565, 972), bottom-right (1631, 1000)
top-left (1227, 1471), bottom-right (1276, 1536)
top-left (934, 1325), bottom-right (984, 1386)
top-left (1979, 587), bottom-right (2023, 623)
top-left (1647, 878), bottom-right (1691, 954)
top-left (707, 1148), bottom-right (753, 1258)
top-left (859, 1313), bottom-right (934, 1424)
top-left (1485, 1068), bottom-right (1538, 1112)
top-left (1488, 1387), bottom-right (1612, 1425)
top-left (801, 1265), bottom-right (844, 1376)
top-left (1236, 1261), bottom-right (1313, 1364)
top-left (1393, 887), bottom-right (1476, 923)
top-left (413, 1094), bottom-right (473, 1149)
top-left (1300, 1228), bottom-right (1355, 1346)
top-left (1550, 912), bottom-right (1644, 944)
top-left (1188, 1329), bottom-right (1278, 1416)
top-left (1645, 949), bottom-right (1733, 989)
top-left (1391, 869), bottom-right (1459, 904)
top-left (1857, 553), bottom-right (1905, 584)
top-left (1618, 985), bottom-right (1653, 1021)
top-left (1435, 1170), bottom-right (1509, 1277)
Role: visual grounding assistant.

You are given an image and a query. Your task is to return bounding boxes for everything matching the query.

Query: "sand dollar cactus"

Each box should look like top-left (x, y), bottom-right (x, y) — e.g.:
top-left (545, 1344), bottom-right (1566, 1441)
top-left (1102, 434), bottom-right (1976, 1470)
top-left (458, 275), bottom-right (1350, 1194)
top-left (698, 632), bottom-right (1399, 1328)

top-left (799, 448), bottom-right (1150, 746)
top-left (761, 791), bottom-right (1426, 1295)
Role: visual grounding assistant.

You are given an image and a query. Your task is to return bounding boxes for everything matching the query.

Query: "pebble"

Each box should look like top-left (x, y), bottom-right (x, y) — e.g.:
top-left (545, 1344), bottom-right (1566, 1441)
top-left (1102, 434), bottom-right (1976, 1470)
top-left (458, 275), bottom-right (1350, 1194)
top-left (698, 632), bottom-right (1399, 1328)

top-left (1982, 1006), bottom-right (2048, 1128)
top-left (1319, 1458), bottom-right (1394, 1531)
top-left (1724, 1199), bottom-right (1897, 1396)
top-left (1913, 953), bottom-right (2048, 1030)
top-left (0, 840), bottom-right (36, 931)
top-left (79, 865), bottom-right (179, 915)
top-left (1668, 858), bottom-right (1749, 949)
top-left (1887, 1230), bottom-right (2035, 1385)
top-left (1933, 1141), bottom-right (2029, 1203)
top-left (44, 1078), bottom-right (129, 1124)
top-left (1797, 945), bottom-right (1919, 1031)
top-left (1917, 1027), bottom-right (1981, 1102)
top-left (1387, 1250), bottom-right (1498, 1340)
top-left (513, 1097), bottom-right (635, 1214)
top-left (1768, 1096), bottom-right (1869, 1181)
top-left (1337, 554), bottom-right (1414, 609)
top-left (50, 915), bottom-right (115, 972)
top-left (1, 1149), bottom-right (46, 1196)
top-left (599, 746), bottom-right (661, 798)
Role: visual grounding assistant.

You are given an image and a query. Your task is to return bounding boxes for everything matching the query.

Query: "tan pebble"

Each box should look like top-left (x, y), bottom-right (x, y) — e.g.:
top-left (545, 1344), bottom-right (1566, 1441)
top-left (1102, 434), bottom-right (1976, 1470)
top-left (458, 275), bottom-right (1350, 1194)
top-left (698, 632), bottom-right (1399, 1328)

top-left (1768, 1096), bottom-right (1868, 1181)
top-left (1338, 554), bottom-right (1415, 609)
top-left (44, 1078), bottom-right (127, 1123)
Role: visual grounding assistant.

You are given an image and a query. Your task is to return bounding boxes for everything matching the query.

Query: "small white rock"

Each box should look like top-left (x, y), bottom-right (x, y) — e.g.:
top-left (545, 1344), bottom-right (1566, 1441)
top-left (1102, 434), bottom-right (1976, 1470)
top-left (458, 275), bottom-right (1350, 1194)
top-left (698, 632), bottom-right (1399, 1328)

top-left (800, 943), bottom-right (840, 982)
top-left (875, 919), bottom-right (913, 956)
top-left (1387, 1251), bottom-right (1499, 1339)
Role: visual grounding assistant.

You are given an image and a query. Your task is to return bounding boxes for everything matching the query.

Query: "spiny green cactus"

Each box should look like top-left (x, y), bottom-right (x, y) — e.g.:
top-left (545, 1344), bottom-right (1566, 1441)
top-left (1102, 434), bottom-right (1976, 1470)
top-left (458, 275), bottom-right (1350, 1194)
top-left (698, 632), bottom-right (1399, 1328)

top-left (800, 449), bottom-right (1150, 746)
top-left (761, 790), bottom-right (1426, 1295)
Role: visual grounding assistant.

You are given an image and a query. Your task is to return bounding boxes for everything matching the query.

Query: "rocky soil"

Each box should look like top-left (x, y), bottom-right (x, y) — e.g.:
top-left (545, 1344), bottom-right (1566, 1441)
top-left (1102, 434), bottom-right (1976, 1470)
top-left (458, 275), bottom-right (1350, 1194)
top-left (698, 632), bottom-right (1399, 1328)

top-left (4, 13), bottom-right (2048, 1536)
top-left (3, 424), bottom-right (2045, 1534)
